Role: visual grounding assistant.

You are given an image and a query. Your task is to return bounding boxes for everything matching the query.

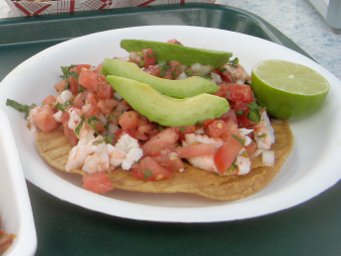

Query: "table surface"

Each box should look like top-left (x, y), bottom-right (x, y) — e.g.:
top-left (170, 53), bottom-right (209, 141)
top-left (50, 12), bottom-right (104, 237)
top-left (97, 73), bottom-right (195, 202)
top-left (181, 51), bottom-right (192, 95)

top-left (1, 0), bottom-right (341, 80)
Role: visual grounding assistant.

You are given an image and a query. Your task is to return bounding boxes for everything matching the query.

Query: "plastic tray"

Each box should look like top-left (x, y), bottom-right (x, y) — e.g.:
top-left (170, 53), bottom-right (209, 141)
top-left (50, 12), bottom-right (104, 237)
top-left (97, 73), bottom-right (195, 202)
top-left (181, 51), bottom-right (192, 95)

top-left (0, 3), bottom-right (340, 256)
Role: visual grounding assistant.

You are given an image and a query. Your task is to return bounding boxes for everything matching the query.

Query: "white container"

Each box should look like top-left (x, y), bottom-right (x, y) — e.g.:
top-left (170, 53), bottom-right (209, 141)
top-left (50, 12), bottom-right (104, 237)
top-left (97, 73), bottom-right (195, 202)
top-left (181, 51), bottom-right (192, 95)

top-left (0, 109), bottom-right (37, 256)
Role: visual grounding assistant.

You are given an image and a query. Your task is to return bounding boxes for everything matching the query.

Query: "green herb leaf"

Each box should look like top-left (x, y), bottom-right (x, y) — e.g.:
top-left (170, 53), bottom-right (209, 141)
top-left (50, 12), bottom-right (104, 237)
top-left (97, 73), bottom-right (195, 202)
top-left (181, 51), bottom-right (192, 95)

top-left (232, 134), bottom-right (245, 145)
top-left (60, 65), bottom-right (79, 90)
top-left (55, 101), bottom-right (71, 111)
top-left (75, 116), bottom-right (85, 137)
top-left (6, 99), bottom-right (36, 119)
top-left (143, 169), bottom-right (153, 179)
top-left (229, 57), bottom-right (239, 66)
top-left (248, 102), bottom-right (262, 123)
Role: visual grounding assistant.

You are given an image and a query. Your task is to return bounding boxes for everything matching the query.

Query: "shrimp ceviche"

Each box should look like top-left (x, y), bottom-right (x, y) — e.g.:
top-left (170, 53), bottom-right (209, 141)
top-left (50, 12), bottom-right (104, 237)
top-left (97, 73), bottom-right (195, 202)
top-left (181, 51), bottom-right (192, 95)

top-left (7, 39), bottom-right (292, 201)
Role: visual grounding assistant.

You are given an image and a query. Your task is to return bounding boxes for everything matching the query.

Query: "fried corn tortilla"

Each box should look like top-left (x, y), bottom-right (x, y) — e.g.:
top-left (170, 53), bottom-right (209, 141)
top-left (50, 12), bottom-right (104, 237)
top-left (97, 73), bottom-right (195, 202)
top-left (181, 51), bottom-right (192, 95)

top-left (35, 119), bottom-right (293, 201)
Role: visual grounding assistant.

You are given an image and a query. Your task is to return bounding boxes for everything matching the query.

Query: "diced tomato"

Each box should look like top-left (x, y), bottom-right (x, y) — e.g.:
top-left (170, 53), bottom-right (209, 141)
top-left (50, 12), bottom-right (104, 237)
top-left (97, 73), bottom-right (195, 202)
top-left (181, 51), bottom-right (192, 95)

top-left (142, 127), bottom-right (179, 156)
top-left (118, 111), bottom-right (139, 130)
top-left (82, 172), bottom-right (113, 194)
top-left (31, 105), bottom-right (58, 133)
top-left (78, 68), bottom-right (98, 91)
top-left (96, 80), bottom-right (113, 100)
top-left (136, 118), bottom-right (158, 141)
top-left (42, 95), bottom-right (56, 107)
top-left (82, 92), bottom-right (99, 117)
top-left (73, 92), bottom-right (86, 109)
top-left (95, 63), bottom-right (103, 74)
top-left (221, 109), bottom-right (238, 124)
top-left (142, 48), bottom-right (156, 68)
top-left (97, 99), bottom-right (117, 115)
top-left (166, 39), bottom-right (182, 45)
top-left (204, 119), bottom-right (238, 140)
top-left (168, 60), bottom-right (183, 79)
top-left (226, 84), bottom-right (254, 103)
top-left (68, 76), bottom-right (80, 96)
top-left (214, 84), bottom-right (229, 98)
top-left (214, 135), bottom-right (243, 174)
top-left (131, 156), bottom-right (172, 181)
top-left (72, 64), bottom-right (92, 74)
top-left (153, 150), bottom-right (184, 172)
top-left (60, 112), bottom-right (78, 145)
top-left (176, 143), bottom-right (217, 158)
top-left (145, 65), bottom-right (161, 77)
top-left (205, 120), bottom-right (229, 138)
top-left (54, 80), bottom-right (67, 92)
top-left (178, 125), bottom-right (197, 140)
top-left (219, 69), bottom-right (233, 83)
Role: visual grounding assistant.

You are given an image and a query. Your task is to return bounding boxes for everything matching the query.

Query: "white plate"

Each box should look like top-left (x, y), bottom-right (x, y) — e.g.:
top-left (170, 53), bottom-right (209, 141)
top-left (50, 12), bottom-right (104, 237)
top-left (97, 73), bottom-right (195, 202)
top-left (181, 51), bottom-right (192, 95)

top-left (0, 109), bottom-right (37, 255)
top-left (0, 25), bottom-right (340, 223)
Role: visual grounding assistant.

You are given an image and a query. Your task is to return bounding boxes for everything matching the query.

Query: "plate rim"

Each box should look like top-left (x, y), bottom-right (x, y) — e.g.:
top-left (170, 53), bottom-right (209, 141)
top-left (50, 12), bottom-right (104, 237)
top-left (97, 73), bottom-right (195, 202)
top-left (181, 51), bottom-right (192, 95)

top-left (1, 25), bottom-right (341, 223)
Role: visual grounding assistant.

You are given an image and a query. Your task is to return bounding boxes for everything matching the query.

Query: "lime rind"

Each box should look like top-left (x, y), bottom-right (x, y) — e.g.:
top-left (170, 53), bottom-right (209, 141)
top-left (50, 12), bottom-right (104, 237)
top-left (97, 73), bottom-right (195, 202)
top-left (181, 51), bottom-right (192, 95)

top-left (251, 59), bottom-right (329, 120)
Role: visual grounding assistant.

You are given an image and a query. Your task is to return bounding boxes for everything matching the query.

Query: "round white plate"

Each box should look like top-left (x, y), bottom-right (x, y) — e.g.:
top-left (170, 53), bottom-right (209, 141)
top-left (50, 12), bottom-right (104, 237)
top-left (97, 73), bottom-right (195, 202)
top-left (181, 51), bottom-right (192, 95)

top-left (0, 26), bottom-right (340, 223)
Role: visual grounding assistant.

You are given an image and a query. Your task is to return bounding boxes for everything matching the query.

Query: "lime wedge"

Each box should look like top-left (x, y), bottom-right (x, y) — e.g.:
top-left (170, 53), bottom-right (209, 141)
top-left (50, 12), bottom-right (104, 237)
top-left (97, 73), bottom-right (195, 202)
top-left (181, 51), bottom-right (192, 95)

top-left (251, 59), bottom-right (329, 119)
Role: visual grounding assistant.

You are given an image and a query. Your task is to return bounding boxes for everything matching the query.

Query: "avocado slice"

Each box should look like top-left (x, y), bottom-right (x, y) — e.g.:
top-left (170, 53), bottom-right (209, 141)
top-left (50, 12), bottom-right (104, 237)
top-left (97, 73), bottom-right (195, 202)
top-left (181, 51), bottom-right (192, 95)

top-left (120, 39), bottom-right (232, 68)
top-left (102, 58), bottom-right (219, 98)
top-left (106, 75), bottom-right (229, 127)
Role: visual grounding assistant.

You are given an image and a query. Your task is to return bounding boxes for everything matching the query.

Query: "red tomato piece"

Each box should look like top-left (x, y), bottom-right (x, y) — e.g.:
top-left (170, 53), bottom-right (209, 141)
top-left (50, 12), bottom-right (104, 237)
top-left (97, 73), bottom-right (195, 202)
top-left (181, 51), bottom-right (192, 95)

top-left (97, 99), bottom-right (117, 115)
top-left (145, 65), bottom-right (161, 77)
top-left (54, 80), bottom-right (67, 92)
top-left (31, 105), bottom-right (58, 133)
top-left (214, 135), bottom-right (243, 175)
top-left (214, 84), bottom-right (229, 98)
top-left (72, 64), bottom-right (92, 74)
top-left (176, 143), bottom-right (217, 158)
top-left (73, 92), bottom-right (86, 109)
top-left (118, 111), bottom-right (139, 130)
top-left (68, 76), bottom-right (79, 96)
top-left (132, 156), bottom-right (173, 181)
top-left (78, 68), bottom-right (98, 91)
top-left (96, 80), bottom-right (113, 100)
top-left (226, 84), bottom-right (254, 103)
top-left (142, 127), bottom-right (179, 156)
top-left (42, 95), bottom-right (56, 107)
top-left (153, 151), bottom-right (185, 172)
top-left (205, 120), bottom-right (229, 138)
top-left (82, 172), bottom-right (113, 194)
top-left (60, 112), bottom-right (78, 145)
top-left (142, 48), bottom-right (156, 68)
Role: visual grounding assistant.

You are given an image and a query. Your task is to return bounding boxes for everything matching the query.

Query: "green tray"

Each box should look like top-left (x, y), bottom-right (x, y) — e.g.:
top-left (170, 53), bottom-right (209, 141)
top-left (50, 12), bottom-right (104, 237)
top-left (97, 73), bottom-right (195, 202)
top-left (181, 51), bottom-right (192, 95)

top-left (1, 4), bottom-right (340, 256)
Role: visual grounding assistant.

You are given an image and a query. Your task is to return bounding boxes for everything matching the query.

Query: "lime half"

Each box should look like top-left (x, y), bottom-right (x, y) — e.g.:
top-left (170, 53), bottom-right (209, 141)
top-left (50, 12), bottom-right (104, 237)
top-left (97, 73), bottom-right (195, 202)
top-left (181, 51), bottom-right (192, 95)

top-left (251, 59), bottom-right (329, 119)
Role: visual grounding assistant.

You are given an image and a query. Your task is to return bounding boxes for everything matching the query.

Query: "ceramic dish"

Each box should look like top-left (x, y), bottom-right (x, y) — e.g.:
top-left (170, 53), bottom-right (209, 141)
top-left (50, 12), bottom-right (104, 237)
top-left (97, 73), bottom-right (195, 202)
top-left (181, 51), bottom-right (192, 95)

top-left (0, 109), bottom-right (37, 255)
top-left (0, 25), bottom-right (340, 223)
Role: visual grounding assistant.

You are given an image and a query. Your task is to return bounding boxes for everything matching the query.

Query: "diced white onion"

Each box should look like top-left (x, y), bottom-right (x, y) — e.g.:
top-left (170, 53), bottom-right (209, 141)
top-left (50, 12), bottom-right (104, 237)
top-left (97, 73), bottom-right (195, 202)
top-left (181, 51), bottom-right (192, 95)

top-left (262, 150), bottom-right (275, 167)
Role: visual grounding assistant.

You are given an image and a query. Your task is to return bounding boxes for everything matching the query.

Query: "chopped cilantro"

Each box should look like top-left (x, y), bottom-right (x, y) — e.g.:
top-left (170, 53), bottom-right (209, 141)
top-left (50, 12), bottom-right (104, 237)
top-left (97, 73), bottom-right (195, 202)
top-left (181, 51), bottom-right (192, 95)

top-left (143, 169), bottom-right (153, 179)
top-left (75, 116), bottom-right (85, 137)
top-left (247, 102), bottom-right (262, 123)
top-left (179, 127), bottom-right (185, 133)
top-left (6, 99), bottom-right (36, 119)
top-left (87, 116), bottom-right (98, 131)
top-left (60, 65), bottom-right (79, 90)
top-left (232, 134), bottom-right (245, 145)
top-left (229, 57), bottom-right (239, 67)
top-left (55, 101), bottom-right (71, 111)
top-left (158, 60), bottom-right (169, 77)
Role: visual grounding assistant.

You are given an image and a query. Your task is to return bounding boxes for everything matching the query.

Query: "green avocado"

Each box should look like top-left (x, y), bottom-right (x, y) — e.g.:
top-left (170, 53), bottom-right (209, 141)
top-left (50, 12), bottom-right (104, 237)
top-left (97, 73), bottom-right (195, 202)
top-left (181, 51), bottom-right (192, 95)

top-left (106, 75), bottom-right (229, 127)
top-left (102, 58), bottom-right (219, 98)
top-left (120, 39), bottom-right (232, 68)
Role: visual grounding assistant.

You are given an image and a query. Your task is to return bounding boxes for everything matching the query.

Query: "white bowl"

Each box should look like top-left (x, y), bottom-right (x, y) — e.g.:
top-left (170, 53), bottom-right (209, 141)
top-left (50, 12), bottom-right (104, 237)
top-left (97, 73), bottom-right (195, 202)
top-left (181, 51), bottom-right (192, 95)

top-left (0, 109), bottom-right (37, 256)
